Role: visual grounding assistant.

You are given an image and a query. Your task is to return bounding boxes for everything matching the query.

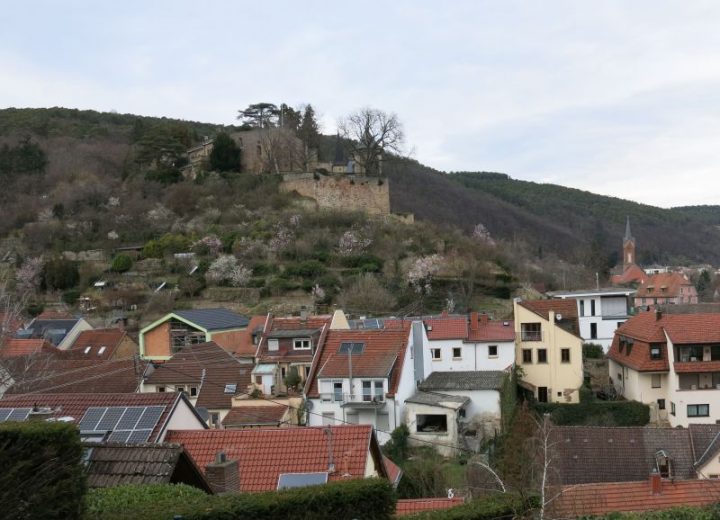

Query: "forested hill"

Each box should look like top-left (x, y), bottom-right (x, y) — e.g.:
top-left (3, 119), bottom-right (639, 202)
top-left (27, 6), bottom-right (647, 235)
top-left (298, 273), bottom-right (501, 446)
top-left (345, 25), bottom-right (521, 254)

top-left (1, 107), bottom-right (720, 268)
top-left (387, 164), bottom-right (720, 266)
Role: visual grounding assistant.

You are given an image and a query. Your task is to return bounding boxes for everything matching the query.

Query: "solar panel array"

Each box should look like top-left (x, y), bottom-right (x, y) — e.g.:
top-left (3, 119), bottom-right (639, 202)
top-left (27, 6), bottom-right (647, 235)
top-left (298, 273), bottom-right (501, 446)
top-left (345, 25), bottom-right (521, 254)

top-left (0, 408), bottom-right (32, 422)
top-left (338, 342), bottom-right (365, 354)
top-left (277, 472), bottom-right (329, 490)
top-left (79, 406), bottom-right (165, 443)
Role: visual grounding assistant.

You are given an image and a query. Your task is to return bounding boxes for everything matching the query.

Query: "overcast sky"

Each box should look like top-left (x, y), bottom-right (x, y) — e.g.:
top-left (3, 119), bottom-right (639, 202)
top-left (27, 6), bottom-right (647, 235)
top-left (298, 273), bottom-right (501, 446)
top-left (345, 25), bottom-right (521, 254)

top-left (3, 1), bottom-right (720, 207)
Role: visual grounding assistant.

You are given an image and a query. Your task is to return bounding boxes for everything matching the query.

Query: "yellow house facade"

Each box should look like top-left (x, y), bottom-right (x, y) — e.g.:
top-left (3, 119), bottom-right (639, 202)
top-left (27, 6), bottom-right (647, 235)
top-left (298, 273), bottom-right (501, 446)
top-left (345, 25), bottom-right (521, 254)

top-left (514, 299), bottom-right (584, 403)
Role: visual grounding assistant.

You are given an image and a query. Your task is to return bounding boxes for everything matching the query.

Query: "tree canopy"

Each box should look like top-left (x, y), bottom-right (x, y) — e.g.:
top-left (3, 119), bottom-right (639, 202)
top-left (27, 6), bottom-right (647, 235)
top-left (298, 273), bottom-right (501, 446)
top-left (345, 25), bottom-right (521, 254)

top-left (338, 108), bottom-right (404, 176)
top-left (209, 132), bottom-right (242, 172)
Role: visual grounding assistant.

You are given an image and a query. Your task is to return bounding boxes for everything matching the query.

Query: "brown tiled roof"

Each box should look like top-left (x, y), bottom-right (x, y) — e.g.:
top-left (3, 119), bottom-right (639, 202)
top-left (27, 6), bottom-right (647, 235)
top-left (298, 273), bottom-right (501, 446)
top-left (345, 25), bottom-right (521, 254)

top-left (636, 272), bottom-right (695, 299)
top-left (145, 342), bottom-right (251, 409)
top-left (423, 314), bottom-right (515, 342)
top-left (688, 424), bottom-right (720, 468)
top-left (166, 425), bottom-right (384, 492)
top-left (66, 328), bottom-right (129, 359)
top-left (6, 357), bottom-right (146, 394)
top-left (85, 443), bottom-right (212, 492)
top-left (551, 479), bottom-right (720, 518)
top-left (395, 498), bottom-right (465, 516)
top-left (550, 426), bottom-right (695, 485)
top-left (611, 264), bottom-right (649, 286)
top-left (221, 405), bottom-right (287, 427)
top-left (425, 317), bottom-right (467, 340)
top-left (518, 299), bottom-right (580, 336)
top-left (467, 321), bottom-right (515, 342)
top-left (267, 315), bottom-right (332, 332)
top-left (0, 392), bottom-right (188, 442)
top-left (0, 339), bottom-right (56, 358)
top-left (306, 325), bottom-right (411, 398)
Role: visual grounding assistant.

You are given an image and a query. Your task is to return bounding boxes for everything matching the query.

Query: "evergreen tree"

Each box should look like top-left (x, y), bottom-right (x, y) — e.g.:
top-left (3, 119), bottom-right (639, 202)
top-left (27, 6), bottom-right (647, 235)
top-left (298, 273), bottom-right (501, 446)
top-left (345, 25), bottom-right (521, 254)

top-left (298, 104), bottom-right (320, 153)
top-left (209, 132), bottom-right (242, 172)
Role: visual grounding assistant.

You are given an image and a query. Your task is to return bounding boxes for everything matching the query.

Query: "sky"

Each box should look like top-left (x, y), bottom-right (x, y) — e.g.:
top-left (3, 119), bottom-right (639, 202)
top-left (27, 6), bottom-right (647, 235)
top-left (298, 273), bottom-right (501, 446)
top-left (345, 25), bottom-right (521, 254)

top-left (2, 1), bottom-right (720, 208)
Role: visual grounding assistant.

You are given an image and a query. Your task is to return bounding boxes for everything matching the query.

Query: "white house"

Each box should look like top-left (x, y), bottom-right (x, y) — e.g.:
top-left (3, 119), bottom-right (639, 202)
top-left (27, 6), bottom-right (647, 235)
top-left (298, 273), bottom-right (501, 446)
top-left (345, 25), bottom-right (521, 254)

top-left (550, 288), bottom-right (635, 351)
top-left (609, 310), bottom-right (720, 427)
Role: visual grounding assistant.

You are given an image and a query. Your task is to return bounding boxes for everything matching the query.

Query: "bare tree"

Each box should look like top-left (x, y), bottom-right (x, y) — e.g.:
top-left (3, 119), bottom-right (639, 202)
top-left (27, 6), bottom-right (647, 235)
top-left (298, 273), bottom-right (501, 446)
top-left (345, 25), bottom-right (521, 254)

top-left (337, 108), bottom-right (404, 176)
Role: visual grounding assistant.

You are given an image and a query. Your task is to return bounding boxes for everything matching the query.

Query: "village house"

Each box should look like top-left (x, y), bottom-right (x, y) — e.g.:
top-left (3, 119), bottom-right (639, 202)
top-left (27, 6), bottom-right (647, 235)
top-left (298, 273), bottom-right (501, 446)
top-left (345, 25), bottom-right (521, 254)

top-left (166, 424), bottom-right (390, 493)
top-left (608, 310), bottom-right (720, 426)
top-left (304, 320), bottom-right (414, 444)
top-left (634, 272), bottom-right (698, 307)
top-left (16, 315), bottom-right (93, 349)
top-left (514, 299), bottom-right (584, 403)
top-left (0, 392), bottom-right (206, 442)
top-left (139, 308), bottom-right (249, 361)
top-left (64, 328), bottom-right (138, 360)
top-left (252, 313), bottom-right (332, 396)
top-left (141, 341), bottom-right (252, 428)
top-left (550, 288), bottom-right (636, 351)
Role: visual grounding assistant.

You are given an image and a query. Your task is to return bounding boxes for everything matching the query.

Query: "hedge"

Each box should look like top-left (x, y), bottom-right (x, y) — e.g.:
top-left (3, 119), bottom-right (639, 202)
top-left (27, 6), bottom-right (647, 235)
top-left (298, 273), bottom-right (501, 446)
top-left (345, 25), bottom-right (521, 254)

top-left (402, 493), bottom-right (534, 520)
top-left (0, 421), bottom-right (86, 519)
top-left (188, 478), bottom-right (395, 520)
top-left (84, 484), bottom-right (209, 520)
top-left (534, 400), bottom-right (649, 426)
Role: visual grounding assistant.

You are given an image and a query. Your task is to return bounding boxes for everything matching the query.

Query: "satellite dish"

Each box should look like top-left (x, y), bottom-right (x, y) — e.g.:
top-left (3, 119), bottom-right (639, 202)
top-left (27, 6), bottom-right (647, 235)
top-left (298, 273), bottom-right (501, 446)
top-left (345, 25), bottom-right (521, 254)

top-left (305, 400), bottom-right (314, 411)
top-left (556, 313), bottom-right (563, 321)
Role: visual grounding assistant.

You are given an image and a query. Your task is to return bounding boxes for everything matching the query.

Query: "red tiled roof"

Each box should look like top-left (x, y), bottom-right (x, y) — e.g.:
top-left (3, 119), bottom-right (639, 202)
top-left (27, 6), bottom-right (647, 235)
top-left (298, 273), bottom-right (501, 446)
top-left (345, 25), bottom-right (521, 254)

top-left (166, 425), bottom-right (382, 492)
top-left (636, 272), bottom-right (695, 299)
top-left (607, 336), bottom-right (669, 372)
top-left (222, 405), bottom-right (287, 427)
top-left (467, 321), bottom-right (515, 342)
top-left (267, 315), bottom-right (332, 332)
top-left (0, 392), bottom-right (184, 442)
top-left (0, 338), bottom-right (56, 358)
top-left (519, 299), bottom-right (578, 321)
top-left (145, 342), bottom-right (251, 409)
top-left (417, 314), bottom-right (515, 342)
top-left (395, 498), bottom-right (465, 516)
top-left (306, 325), bottom-right (411, 398)
top-left (611, 264), bottom-right (649, 286)
top-left (551, 479), bottom-right (720, 518)
top-left (66, 328), bottom-right (129, 360)
top-left (6, 357), bottom-right (147, 394)
top-left (234, 315), bottom-right (266, 357)
top-left (425, 317), bottom-right (467, 340)
top-left (674, 361), bottom-right (720, 373)
top-left (662, 313), bottom-right (720, 344)
top-left (382, 455), bottom-right (403, 487)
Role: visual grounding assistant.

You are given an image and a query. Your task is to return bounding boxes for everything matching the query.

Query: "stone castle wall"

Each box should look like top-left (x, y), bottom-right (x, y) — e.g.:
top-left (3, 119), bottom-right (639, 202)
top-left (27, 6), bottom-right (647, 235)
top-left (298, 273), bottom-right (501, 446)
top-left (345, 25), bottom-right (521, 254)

top-left (280, 173), bottom-right (391, 215)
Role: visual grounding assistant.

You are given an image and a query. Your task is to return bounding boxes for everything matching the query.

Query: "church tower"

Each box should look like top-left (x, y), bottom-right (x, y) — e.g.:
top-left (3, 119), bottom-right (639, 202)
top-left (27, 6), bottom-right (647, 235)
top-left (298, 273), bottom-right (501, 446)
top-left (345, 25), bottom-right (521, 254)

top-left (623, 216), bottom-right (635, 270)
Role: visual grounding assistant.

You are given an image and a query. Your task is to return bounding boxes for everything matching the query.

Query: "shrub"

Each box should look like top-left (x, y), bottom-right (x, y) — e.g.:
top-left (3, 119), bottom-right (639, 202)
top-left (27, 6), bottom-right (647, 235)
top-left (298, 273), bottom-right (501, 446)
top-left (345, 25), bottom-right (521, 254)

top-left (25, 301), bottom-right (44, 317)
top-left (110, 253), bottom-right (133, 273)
top-left (284, 260), bottom-right (326, 279)
top-left (0, 421), bottom-right (85, 519)
top-left (62, 289), bottom-right (81, 305)
top-left (84, 484), bottom-right (209, 520)
top-left (534, 400), bottom-right (649, 426)
top-left (583, 343), bottom-right (604, 359)
top-left (402, 493), bottom-right (531, 520)
top-left (42, 257), bottom-right (80, 290)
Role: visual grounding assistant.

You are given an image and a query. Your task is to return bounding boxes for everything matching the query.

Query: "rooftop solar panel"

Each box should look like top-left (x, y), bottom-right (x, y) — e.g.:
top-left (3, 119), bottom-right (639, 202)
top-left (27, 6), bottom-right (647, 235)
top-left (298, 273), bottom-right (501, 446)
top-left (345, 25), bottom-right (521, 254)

top-left (338, 342), bottom-right (365, 354)
top-left (116, 407), bottom-right (143, 430)
top-left (0, 408), bottom-right (31, 422)
top-left (136, 406), bottom-right (164, 429)
top-left (277, 472), bottom-right (329, 490)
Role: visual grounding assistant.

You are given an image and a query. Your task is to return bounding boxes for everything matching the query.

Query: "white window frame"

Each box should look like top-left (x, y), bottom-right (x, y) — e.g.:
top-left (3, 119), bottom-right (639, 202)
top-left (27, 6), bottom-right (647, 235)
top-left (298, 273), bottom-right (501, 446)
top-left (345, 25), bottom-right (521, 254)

top-left (293, 338), bottom-right (311, 350)
top-left (431, 348), bottom-right (441, 361)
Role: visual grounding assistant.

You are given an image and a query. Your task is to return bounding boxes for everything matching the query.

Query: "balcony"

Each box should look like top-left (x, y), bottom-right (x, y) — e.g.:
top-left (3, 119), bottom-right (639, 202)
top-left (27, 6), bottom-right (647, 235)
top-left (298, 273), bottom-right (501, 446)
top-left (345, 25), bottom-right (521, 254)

top-left (319, 393), bottom-right (386, 409)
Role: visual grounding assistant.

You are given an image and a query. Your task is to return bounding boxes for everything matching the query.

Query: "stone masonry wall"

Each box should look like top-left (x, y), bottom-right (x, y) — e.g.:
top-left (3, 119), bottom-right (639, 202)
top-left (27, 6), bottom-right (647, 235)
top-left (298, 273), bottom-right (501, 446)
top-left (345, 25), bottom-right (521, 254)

top-left (280, 173), bottom-right (390, 215)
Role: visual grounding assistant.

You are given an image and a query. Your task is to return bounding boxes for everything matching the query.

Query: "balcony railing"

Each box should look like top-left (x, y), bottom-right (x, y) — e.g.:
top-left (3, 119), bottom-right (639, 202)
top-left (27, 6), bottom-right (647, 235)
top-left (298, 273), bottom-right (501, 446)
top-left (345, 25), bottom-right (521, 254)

top-left (521, 331), bottom-right (542, 342)
top-left (319, 393), bottom-right (385, 405)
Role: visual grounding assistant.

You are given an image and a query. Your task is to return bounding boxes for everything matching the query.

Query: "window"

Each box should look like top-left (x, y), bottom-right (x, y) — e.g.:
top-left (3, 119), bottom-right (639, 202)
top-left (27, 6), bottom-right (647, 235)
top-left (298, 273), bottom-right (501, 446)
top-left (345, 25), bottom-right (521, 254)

top-left (377, 413), bottom-right (390, 432)
top-left (322, 412), bottom-right (335, 425)
top-left (651, 374), bottom-right (661, 388)
top-left (224, 384), bottom-right (237, 394)
top-left (333, 382), bottom-right (343, 402)
top-left (538, 387), bottom-right (548, 403)
top-left (590, 323), bottom-right (597, 339)
top-left (679, 373), bottom-right (700, 390)
top-left (362, 380), bottom-right (384, 402)
top-left (255, 375), bottom-right (262, 385)
top-left (522, 349), bottom-right (532, 363)
top-left (210, 413), bottom-right (220, 427)
top-left (431, 348), bottom-right (441, 361)
top-left (561, 348), bottom-right (570, 363)
top-left (268, 339), bottom-right (279, 351)
top-left (650, 344), bottom-right (662, 360)
top-left (521, 323), bottom-right (541, 342)
top-left (537, 349), bottom-right (548, 363)
top-left (590, 300), bottom-right (596, 316)
top-left (579, 300), bottom-right (585, 317)
top-left (453, 347), bottom-right (462, 359)
top-left (293, 339), bottom-right (311, 350)
top-left (671, 402), bottom-right (676, 416)
top-left (83, 346), bottom-right (91, 354)
top-left (176, 386), bottom-right (185, 393)
top-left (658, 399), bottom-right (666, 410)
top-left (98, 346), bottom-right (106, 356)
top-left (488, 345), bottom-right (498, 358)
top-left (157, 386), bottom-right (165, 392)
top-left (618, 372), bottom-right (623, 381)
top-left (190, 386), bottom-right (198, 397)
top-left (679, 345), bottom-right (703, 362)
top-left (617, 321), bottom-right (624, 330)
top-left (688, 404), bottom-right (710, 417)
top-left (416, 414), bottom-right (448, 433)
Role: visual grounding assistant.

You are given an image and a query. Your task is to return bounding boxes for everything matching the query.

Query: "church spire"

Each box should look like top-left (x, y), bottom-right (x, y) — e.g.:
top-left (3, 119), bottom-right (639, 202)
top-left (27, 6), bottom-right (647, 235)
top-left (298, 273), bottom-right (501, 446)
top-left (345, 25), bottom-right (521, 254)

top-left (624, 216), bottom-right (633, 241)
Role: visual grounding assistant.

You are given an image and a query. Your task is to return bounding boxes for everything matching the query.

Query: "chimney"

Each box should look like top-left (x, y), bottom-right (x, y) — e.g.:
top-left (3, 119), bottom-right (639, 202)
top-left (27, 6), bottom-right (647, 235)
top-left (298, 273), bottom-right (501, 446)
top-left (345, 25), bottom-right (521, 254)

top-left (649, 469), bottom-right (662, 495)
top-left (480, 313), bottom-right (489, 325)
top-left (27, 404), bottom-right (54, 422)
top-left (655, 309), bottom-right (662, 321)
top-left (470, 312), bottom-right (479, 331)
top-left (205, 451), bottom-right (240, 494)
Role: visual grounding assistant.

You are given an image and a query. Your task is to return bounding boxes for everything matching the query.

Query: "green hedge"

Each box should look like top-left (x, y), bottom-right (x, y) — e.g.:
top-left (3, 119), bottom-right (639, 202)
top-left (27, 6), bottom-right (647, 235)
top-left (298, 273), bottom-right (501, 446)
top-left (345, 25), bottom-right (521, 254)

top-left (84, 484), bottom-right (209, 520)
top-left (188, 478), bottom-right (395, 520)
top-left (534, 400), bottom-right (649, 426)
top-left (581, 505), bottom-right (720, 519)
top-left (402, 493), bottom-right (533, 520)
top-left (0, 421), bottom-right (86, 519)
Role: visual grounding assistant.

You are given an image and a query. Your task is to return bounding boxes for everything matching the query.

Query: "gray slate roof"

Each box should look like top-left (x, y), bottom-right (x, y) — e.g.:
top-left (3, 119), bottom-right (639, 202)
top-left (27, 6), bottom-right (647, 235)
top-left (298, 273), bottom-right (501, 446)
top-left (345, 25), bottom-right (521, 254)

top-left (175, 308), bottom-right (249, 331)
top-left (405, 391), bottom-right (469, 409)
top-left (419, 371), bottom-right (505, 391)
top-left (689, 424), bottom-right (720, 468)
top-left (551, 426), bottom-right (696, 485)
top-left (23, 319), bottom-right (81, 344)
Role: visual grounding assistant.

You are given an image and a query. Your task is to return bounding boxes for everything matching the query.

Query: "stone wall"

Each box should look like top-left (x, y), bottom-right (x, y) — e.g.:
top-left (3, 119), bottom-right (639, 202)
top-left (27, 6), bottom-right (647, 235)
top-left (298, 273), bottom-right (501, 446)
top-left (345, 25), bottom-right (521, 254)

top-left (280, 173), bottom-right (390, 215)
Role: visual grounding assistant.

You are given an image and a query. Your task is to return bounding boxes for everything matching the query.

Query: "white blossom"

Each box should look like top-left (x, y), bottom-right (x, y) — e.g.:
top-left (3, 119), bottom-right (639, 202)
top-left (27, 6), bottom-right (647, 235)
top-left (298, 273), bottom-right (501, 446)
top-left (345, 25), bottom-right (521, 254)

top-left (206, 255), bottom-right (251, 287)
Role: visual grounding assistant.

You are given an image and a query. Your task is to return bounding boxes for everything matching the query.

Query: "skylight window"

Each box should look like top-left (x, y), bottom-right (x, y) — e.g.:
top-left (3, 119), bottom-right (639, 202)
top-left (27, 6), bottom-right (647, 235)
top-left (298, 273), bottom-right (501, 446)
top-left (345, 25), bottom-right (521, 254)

top-left (338, 342), bottom-right (365, 354)
top-left (98, 346), bottom-right (106, 355)
top-left (224, 384), bottom-right (237, 394)
top-left (84, 346), bottom-right (92, 354)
